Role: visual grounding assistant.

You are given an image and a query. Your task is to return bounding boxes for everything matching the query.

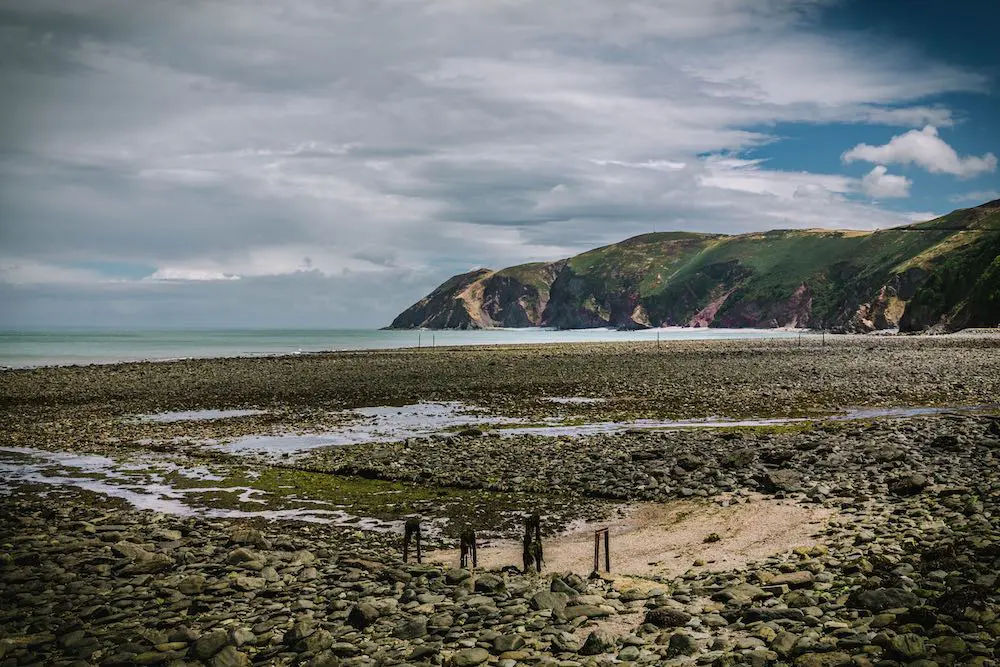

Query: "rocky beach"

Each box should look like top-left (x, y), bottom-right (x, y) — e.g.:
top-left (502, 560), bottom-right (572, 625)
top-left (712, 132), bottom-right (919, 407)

top-left (2, 335), bottom-right (1000, 666)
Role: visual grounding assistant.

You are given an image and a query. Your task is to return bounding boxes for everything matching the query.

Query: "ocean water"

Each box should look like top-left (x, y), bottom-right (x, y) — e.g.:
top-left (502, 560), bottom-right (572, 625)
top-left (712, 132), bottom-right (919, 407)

top-left (0, 327), bottom-right (806, 368)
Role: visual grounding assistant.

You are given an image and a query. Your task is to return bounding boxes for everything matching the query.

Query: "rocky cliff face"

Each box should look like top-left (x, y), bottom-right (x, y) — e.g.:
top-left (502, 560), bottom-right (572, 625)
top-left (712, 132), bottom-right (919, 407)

top-left (390, 200), bottom-right (1000, 332)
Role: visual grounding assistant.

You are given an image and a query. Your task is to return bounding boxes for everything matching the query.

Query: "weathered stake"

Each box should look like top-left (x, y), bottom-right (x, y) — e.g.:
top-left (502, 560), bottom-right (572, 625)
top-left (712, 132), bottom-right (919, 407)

top-left (523, 513), bottom-right (543, 573)
top-left (604, 528), bottom-right (610, 572)
top-left (460, 526), bottom-right (477, 569)
top-left (593, 527), bottom-right (610, 573)
top-left (403, 517), bottom-right (422, 564)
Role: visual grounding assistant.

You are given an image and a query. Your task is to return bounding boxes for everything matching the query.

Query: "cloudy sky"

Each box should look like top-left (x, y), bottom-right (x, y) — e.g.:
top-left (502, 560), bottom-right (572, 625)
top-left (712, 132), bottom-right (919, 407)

top-left (1, 0), bottom-right (998, 329)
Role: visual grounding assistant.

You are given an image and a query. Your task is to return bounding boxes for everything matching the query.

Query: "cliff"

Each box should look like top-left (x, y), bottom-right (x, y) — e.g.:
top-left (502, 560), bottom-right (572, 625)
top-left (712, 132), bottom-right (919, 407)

top-left (390, 200), bottom-right (1000, 333)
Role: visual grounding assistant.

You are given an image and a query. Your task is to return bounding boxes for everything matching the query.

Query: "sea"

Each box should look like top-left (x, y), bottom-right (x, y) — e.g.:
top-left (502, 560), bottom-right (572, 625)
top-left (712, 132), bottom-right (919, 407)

top-left (0, 327), bottom-right (808, 369)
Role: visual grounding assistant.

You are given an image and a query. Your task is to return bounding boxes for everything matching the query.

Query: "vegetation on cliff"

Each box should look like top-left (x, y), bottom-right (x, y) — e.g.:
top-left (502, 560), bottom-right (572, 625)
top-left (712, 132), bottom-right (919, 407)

top-left (390, 200), bottom-right (1000, 332)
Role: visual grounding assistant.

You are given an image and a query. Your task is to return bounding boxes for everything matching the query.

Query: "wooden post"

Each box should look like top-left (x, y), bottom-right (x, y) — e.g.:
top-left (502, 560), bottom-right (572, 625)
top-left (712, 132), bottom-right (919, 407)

top-left (593, 532), bottom-right (600, 573)
top-left (604, 529), bottom-right (610, 572)
top-left (593, 528), bottom-right (610, 573)
top-left (404, 518), bottom-right (422, 564)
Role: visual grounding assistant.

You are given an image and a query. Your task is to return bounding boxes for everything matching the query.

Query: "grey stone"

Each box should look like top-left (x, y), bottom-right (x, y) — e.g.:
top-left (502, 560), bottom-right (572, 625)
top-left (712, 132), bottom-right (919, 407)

top-left (474, 573), bottom-right (504, 593)
top-left (530, 590), bottom-right (568, 612)
top-left (452, 647), bottom-right (490, 666)
top-left (667, 632), bottom-right (699, 657)
top-left (848, 587), bottom-right (920, 612)
top-left (393, 616), bottom-right (428, 640)
top-left (644, 607), bottom-right (691, 628)
top-left (193, 630), bottom-right (230, 660)
top-left (493, 635), bottom-right (525, 653)
top-left (578, 629), bottom-right (617, 655)
top-left (210, 645), bottom-right (250, 667)
top-left (347, 602), bottom-right (380, 630)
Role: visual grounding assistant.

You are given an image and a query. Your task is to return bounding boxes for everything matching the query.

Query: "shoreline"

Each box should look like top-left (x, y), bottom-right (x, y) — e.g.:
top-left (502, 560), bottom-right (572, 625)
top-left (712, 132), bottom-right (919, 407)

top-left (4, 325), bottom-right (998, 371)
top-left (0, 326), bottom-right (840, 370)
top-left (3, 336), bottom-right (1000, 664)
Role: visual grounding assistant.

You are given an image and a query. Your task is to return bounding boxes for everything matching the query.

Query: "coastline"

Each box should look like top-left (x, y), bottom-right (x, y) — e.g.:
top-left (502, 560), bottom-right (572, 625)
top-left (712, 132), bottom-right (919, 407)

top-left (0, 326), bottom-right (812, 369)
top-left (3, 336), bottom-right (1000, 665)
top-left (7, 324), bottom-right (998, 370)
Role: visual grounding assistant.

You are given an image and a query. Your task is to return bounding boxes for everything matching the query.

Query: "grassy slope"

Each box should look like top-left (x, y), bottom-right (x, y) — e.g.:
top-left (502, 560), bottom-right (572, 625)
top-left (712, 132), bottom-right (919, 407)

top-left (900, 204), bottom-right (1000, 329)
top-left (551, 228), bottom-right (954, 327)
top-left (392, 201), bottom-right (1000, 331)
top-left (549, 203), bottom-right (1000, 329)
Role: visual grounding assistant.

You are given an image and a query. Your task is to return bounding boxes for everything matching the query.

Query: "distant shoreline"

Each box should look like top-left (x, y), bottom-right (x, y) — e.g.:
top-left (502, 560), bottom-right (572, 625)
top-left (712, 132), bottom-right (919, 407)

top-left (0, 326), bottom-right (818, 370)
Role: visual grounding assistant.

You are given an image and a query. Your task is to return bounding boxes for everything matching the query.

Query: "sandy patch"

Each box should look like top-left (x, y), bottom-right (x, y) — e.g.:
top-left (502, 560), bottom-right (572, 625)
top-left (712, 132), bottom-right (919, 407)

top-left (570, 612), bottom-right (646, 642)
top-left (427, 496), bottom-right (834, 579)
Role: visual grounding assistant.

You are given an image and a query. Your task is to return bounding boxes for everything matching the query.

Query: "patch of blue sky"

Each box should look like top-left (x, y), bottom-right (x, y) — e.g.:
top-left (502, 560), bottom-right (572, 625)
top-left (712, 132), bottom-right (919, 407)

top-left (64, 261), bottom-right (156, 281)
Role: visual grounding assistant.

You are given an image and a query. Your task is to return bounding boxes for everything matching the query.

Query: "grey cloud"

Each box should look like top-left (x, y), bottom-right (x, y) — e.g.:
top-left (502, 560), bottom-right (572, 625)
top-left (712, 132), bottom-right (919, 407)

top-left (0, 0), bottom-right (992, 327)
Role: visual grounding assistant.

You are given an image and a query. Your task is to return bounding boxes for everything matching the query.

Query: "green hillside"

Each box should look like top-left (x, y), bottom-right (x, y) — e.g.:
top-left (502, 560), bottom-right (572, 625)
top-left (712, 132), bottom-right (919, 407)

top-left (390, 200), bottom-right (1000, 332)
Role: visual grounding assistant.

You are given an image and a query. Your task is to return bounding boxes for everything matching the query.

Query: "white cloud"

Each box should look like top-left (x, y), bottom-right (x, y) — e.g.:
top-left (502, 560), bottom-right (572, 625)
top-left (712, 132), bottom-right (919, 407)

top-left (904, 211), bottom-right (940, 223)
top-left (0, 0), bottom-right (994, 327)
top-left (949, 190), bottom-right (1000, 204)
top-left (856, 105), bottom-right (955, 128)
top-left (699, 156), bottom-right (855, 201)
top-left (146, 268), bottom-right (241, 281)
top-left (843, 126), bottom-right (998, 177)
top-left (860, 165), bottom-right (911, 199)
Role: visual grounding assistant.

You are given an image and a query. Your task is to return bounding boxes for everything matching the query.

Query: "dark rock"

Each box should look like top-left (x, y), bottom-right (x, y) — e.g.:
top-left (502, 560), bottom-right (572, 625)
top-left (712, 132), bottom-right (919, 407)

top-left (445, 568), bottom-right (472, 585)
top-left (393, 616), bottom-right (428, 640)
top-left (346, 603), bottom-right (379, 630)
top-left (578, 629), bottom-right (617, 655)
top-left (473, 573), bottom-right (504, 593)
top-left (759, 469), bottom-right (803, 493)
top-left (930, 434), bottom-right (961, 451)
top-left (493, 635), bottom-right (525, 653)
top-left (530, 590), bottom-right (568, 612)
top-left (676, 454), bottom-right (704, 471)
top-left (740, 608), bottom-right (805, 623)
top-left (889, 473), bottom-right (930, 496)
top-left (794, 652), bottom-right (853, 667)
top-left (667, 632), bottom-right (699, 657)
top-left (193, 630), bottom-right (229, 660)
top-left (888, 633), bottom-right (926, 660)
top-left (210, 645), bottom-right (250, 667)
top-left (644, 607), bottom-right (691, 628)
top-left (848, 588), bottom-right (921, 612)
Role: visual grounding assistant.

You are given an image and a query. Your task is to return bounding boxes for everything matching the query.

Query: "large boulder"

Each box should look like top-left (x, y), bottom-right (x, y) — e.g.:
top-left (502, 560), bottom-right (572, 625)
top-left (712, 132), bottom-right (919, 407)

top-left (848, 587), bottom-right (920, 612)
top-left (347, 603), bottom-right (380, 630)
top-left (888, 473), bottom-right (930, 496)
top-left (758, 469), bottom-right (803, 493)
top-left (578, 630), bottom-right (617, 655)
top-left (644, 607), bottom-right (691, 628)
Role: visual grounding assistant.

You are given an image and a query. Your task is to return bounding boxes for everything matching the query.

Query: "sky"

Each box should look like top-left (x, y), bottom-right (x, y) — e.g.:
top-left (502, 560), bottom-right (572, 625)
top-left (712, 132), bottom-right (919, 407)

top-left (0, 0), bottom-right (998, 329)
